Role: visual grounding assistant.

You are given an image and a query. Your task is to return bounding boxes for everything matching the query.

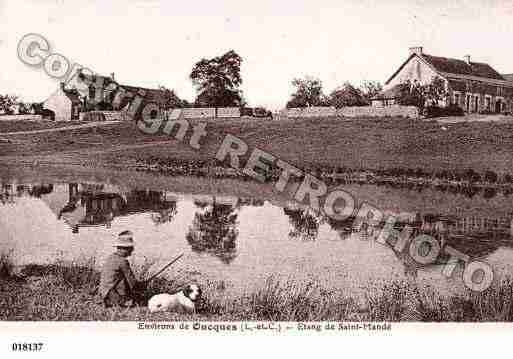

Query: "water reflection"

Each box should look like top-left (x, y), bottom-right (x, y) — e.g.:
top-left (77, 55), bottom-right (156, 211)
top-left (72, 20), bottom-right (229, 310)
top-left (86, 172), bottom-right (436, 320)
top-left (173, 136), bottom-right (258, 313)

top-left (186, 197), bottom-right (239, 264)
top-left (3, 182), bottom-right (178, 233)
top-left (2, 178), bottom-right (513, 275)
top-left (283, 205), bottom-right (320, 241)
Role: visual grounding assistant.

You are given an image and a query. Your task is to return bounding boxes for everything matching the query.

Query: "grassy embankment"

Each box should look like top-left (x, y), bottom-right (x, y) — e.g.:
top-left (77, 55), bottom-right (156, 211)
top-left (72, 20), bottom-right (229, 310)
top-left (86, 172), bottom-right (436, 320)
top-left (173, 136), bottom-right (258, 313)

top-left (0, 119), bottom-right (91, 134)
top-left (1, 251), bottom-right (513, 322)
top-left (3, 116), bottom-right (513, 176)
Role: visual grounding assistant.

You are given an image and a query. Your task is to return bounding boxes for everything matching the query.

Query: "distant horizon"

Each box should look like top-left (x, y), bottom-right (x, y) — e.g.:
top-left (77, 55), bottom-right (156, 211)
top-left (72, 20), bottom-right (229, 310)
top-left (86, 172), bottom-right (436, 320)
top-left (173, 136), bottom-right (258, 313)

top-left (1, 0), bottom-right (513, 110)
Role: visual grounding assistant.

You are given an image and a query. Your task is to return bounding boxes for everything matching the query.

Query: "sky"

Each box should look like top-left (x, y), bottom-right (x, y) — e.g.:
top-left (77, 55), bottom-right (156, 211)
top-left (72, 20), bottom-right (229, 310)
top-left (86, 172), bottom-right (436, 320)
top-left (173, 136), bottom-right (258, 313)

top-left (1, 0), bottom-right (513, 109)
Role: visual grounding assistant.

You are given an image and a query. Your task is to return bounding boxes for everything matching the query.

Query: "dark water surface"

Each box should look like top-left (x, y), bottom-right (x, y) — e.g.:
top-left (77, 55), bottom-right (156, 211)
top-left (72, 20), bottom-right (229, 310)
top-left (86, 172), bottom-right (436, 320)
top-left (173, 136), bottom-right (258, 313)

top-left (2, 165), bottom-right (513, 297)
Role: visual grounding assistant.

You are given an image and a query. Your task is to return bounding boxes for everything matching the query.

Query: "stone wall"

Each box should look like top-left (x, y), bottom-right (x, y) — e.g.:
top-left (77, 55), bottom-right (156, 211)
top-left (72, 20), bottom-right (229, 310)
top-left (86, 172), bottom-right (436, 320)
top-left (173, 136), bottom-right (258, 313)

top-left (281, 105), bottom-right (419, 119)
top-left (79, 111), bottom-right (129, 122)
top-left (0, 115), bottom-right (43, 121)
top-left (285, 106), bottom-right (337, 118)
top-left (217, 107), bottom-right (241, 118)
top-left (181, 108), bottom-right (216, 119)
top-left (337, 105), bottom-right (419, 118)
top-left (164, 107), bottom-right (241, 120)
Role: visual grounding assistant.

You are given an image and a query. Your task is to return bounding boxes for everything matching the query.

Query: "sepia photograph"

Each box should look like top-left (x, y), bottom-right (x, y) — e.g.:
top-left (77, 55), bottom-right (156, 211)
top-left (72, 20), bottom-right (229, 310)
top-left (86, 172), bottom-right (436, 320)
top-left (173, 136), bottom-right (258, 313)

top-left (1, 0), bottom-right (513, 353)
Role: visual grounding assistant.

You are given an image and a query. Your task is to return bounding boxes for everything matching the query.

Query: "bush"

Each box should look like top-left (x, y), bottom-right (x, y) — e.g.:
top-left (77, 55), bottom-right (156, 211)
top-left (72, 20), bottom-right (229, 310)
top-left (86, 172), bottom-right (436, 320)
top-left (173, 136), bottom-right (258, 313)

top-left (40, 109), bottom-right (55, 121)
top-left (462, 168), bottom-right (481, 183)
top-left (484, 170), bottom-right (498, 184)
top-left (423, 104), bottom-right (464, 118)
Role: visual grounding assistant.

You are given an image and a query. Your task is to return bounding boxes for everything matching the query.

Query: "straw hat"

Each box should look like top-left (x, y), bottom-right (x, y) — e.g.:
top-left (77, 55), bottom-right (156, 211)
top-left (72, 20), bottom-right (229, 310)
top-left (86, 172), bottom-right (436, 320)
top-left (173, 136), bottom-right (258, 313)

top-left (113, 230), bottom-right (135, 247)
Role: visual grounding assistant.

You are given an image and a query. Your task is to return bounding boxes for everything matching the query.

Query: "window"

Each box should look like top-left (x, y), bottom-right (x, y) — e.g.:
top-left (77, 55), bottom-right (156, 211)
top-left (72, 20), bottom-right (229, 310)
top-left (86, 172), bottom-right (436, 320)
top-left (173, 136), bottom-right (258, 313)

top-left (454, 93), bottom-right (460, 106)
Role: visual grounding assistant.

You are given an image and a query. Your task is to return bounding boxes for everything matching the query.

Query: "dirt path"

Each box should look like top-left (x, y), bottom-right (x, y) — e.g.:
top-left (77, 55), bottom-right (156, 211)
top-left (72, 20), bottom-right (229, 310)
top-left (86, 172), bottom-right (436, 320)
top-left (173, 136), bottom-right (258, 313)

top-left (0, 121), bottom-right (121, 136)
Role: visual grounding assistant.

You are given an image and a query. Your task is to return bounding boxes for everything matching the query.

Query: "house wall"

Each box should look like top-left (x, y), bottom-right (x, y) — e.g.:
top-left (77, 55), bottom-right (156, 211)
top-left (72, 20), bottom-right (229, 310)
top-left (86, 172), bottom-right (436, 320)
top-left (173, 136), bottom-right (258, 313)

top-left (387, 56), bottom-right (440, 88)
top-left (371, 99), bottom-right (398, 107)
top-left (44, 87), bottom-right (72, 121)
top-left (447, 79), bottom-right (513, 113)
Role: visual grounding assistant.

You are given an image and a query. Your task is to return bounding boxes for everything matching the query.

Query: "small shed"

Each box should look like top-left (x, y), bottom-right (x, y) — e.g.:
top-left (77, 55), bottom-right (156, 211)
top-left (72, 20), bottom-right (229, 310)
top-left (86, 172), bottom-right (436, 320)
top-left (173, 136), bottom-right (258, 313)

top-left (43, 83), bottom-right (82, 121)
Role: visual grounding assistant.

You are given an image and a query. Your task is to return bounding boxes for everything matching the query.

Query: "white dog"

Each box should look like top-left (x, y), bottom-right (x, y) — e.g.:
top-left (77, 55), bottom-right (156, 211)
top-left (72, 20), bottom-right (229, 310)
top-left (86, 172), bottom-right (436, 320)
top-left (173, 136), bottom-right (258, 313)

top-left (148, 284), bottom-right (202, 313)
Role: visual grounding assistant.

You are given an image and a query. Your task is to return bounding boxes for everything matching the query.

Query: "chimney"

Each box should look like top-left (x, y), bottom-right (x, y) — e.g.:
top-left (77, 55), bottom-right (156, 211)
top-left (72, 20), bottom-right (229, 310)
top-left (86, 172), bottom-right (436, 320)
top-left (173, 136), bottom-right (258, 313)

top-left (409, 46), bottom-right (423, 56)
top-left (464, 55), bottom-right (471, 65)
top-left (110, 72), bottom-right (115, 81)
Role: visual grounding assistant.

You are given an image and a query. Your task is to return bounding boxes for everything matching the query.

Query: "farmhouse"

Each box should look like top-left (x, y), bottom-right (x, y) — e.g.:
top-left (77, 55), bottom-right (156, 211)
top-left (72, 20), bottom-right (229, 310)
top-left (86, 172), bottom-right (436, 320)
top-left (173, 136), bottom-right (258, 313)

top-left (75, 71), bottom-right (176, 119)
top-left (43, 71), bottom-right (176, 121)
top-left (373, 47), bottom-right (513, 113)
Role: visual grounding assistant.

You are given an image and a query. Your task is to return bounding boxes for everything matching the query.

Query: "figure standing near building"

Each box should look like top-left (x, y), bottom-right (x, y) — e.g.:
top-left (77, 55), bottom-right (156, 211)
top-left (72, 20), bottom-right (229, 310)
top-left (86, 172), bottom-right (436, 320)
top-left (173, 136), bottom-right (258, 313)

top-left (99, 230), bottom-right (144, 307)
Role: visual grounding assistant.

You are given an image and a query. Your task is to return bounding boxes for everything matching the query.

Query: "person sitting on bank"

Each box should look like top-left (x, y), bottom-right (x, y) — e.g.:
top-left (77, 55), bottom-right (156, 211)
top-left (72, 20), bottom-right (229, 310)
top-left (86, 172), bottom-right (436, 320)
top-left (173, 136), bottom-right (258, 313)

top-left (100, 230), bottom-right (143, 308)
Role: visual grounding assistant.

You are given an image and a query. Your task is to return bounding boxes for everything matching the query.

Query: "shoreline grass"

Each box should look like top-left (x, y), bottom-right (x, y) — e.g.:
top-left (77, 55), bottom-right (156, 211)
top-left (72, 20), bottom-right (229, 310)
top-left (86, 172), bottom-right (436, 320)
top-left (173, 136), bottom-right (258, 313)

top-left (1, 255), bottom-right (513, 322)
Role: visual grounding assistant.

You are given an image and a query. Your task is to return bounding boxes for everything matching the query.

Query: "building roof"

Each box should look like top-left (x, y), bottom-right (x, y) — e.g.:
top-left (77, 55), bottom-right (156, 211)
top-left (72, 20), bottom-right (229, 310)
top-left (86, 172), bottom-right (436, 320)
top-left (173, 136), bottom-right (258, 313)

top-left (371, 85), bottom-right (402, 100)
top-left (421, 54), bottom-right (504, 80)
top-left (78, 71), bottom-right (171, 107)
top-left (502, 74), bottom-right (513, 82)
top-left (386, 52), bottom-right (507, 85)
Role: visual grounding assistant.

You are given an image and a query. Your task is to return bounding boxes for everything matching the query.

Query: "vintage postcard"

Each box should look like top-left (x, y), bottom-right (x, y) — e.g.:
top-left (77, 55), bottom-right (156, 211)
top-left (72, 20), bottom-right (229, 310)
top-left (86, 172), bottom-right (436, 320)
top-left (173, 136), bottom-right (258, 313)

top-left (1, 0), bottom-right (513, 355)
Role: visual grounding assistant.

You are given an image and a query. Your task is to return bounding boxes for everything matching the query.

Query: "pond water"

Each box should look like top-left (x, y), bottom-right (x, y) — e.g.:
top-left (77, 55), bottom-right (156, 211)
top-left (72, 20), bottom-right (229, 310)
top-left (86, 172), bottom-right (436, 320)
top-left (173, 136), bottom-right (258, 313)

top-left (2, 165), bottom-right (513, 298)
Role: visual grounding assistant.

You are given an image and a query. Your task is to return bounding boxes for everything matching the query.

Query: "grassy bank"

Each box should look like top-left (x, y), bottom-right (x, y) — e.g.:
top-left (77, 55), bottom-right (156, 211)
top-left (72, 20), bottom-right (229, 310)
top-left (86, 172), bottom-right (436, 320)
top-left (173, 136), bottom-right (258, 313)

top-left (3, 117), bottom-right (513, 175)
top-left (1, 253), bottom-right (513, 322)
top-left (0, 119), bottom-right (90, 134)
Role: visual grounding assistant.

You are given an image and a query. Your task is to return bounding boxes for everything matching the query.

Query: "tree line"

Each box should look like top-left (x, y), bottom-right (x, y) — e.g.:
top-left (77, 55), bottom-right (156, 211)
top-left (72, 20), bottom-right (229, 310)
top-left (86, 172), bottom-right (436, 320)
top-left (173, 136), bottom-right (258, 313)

top-left (285, 76), bottom-right (383, 108)
top-left (0, 94), bottom-right (41, 115)
top-left (5, 49), bottom-right (457, 114)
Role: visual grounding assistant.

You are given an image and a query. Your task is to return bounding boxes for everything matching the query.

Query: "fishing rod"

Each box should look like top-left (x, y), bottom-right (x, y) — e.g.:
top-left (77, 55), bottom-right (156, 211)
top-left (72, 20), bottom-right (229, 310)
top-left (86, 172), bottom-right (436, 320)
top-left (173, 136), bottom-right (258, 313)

top-left (143, 252), bottom-right (184, 284)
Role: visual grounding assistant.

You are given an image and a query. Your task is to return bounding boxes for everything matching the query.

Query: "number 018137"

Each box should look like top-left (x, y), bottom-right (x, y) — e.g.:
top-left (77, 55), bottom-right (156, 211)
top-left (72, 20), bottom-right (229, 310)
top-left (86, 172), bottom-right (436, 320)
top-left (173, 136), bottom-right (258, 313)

top-left (11, 343), bottom-right (44, 352)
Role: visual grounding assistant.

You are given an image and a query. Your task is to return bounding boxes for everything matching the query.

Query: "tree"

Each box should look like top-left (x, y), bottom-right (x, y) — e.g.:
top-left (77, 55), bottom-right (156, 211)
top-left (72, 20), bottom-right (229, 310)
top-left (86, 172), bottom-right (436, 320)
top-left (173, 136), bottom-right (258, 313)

top-left (158, 86), bottom-right (189, 109)
top-left (0, 94), bottom-right (18, 114)
top-left (186, 201), bottom-right (239, 264)
top-left (286, 76), bottom-right (326, 108)
top-left (423, 77), bottom-right (448, 107)
top-left (17, 102), bottom-right (32, 114)
top-left (328, 82), bottom-right (367, 108)
top-left (397, 77), bottom-right (448, 109)
top-left (283, 207), bottom-right (320, 240)
top-left (360, 80), bottom-right (383, 103)
top-left (397, 80), bottom-right (424, 108)
top-left (190, 50), bottom-right (244, 107)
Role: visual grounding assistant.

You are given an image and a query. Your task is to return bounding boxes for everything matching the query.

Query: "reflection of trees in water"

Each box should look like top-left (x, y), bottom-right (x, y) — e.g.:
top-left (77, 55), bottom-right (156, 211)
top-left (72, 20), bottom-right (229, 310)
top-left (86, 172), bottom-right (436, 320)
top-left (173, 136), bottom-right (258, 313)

top-left (283, 207), bottom-right (320, 241)
top-left (461, 186), bottom-right (481, 199)
top-left (326, 216), bottom-right (356, 239)
top-left (1, 183), bottom-right (54, 204)
top-left (151, 205), bottom-right (178, 225)
top-left (1, 184), bottom-right (15, 204)
top-left (186, 202), bottom-right (239, 264)
top-left (238, 198), bottom-right (265, 207)
top-left (483, 187), bottom-right (497, 200)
